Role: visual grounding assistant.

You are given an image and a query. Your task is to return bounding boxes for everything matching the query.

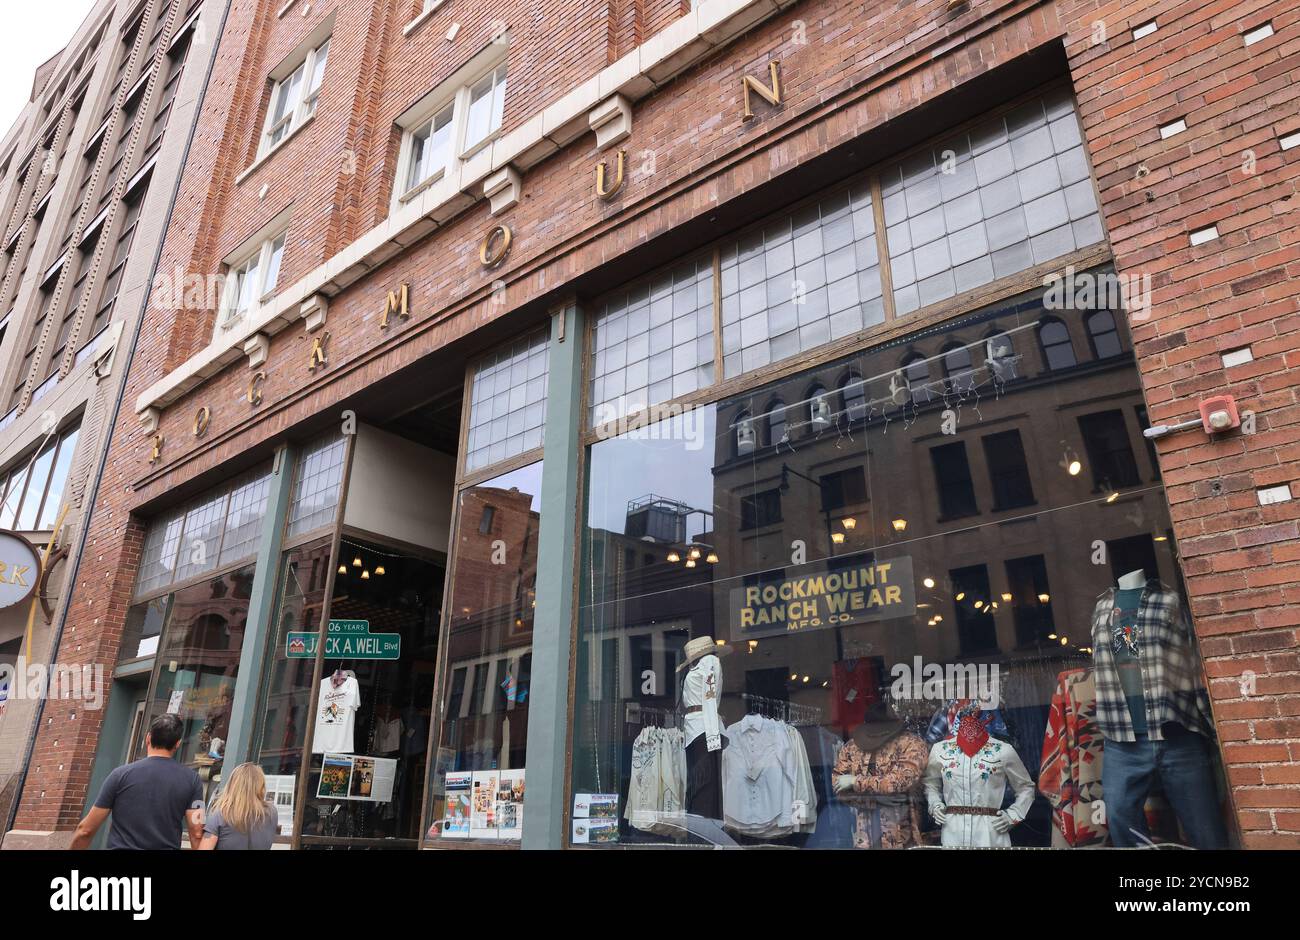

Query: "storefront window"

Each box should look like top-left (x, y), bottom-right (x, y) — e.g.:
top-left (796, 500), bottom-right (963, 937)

top-left (295, 537), bottom-right (443, 844)
top-left (253, 537), bottom-right (333, 822)
top-left (137, 565), bottom-right (255, 802)
top-left (425, 461), bottom-right (539, 844)
top-left (571, 271), bottom-right (1231, 850)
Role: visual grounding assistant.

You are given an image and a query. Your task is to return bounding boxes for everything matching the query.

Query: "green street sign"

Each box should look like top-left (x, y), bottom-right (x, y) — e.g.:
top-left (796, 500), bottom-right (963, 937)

top-left (286, 619), bottom-right (401, 660)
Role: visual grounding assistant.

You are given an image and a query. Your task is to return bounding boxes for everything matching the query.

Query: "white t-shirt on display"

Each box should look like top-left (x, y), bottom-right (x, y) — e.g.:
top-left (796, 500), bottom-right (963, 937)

top-left (313, 676), bottom-right (361, 754)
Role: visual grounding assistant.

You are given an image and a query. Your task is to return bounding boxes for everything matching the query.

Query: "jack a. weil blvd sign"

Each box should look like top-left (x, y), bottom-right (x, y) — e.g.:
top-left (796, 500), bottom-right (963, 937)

top-left (0, 530), bottom-right (40, 609)
top-left (287, 619), bottom-right (401, 660)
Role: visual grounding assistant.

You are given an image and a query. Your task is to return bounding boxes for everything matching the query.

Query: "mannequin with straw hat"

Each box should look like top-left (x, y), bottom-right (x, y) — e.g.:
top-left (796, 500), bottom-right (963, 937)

top-left (679, 635), bottom-right (731, 819)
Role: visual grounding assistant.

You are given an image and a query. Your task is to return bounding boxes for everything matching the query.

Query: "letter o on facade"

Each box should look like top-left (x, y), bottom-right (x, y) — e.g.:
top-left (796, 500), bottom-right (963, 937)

top-left (480, 224), bottom-right (513, 270)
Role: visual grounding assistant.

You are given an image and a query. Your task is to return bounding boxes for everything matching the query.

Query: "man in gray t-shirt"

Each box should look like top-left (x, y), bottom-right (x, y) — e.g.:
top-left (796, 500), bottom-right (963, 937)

top-left (72, 714), bottom-right (204, 850)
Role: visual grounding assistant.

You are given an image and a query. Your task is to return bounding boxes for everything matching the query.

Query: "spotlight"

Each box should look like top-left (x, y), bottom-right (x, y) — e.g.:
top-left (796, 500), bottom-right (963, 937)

top-left (923, 577), bottom-right (936, 589)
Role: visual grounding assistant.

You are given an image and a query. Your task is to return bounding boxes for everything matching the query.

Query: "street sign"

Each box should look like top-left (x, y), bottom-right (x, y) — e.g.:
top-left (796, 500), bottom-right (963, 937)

top-left (286, 619), bottom-right (401, 660)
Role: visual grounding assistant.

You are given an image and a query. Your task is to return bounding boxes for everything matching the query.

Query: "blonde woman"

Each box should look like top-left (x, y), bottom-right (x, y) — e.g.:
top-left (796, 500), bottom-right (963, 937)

top-left (199, 763), bottom-right (279, 850)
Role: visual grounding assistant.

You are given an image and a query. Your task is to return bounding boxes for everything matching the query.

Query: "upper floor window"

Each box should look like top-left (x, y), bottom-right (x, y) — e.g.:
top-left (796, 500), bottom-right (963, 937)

top-left (901, 353), bottom-right (931, 403)
top-left (463, 64), bottom-right (507, 154)
top-left (840, 372), bottom-right (867, 421)
top-left (1087, 310), bottom-right (1122, 359)
top-left (395, 52), bottom-right (509, 203)
top-left (1038, 317), bottom-right (1076, 370)
top-left (261, 37), bottom-right (330, 156)
top-left (405, 104), bottom-right (453, 194)
top-left (218, 228), bottom-right (287, 333)
top-left (985, 330), bottom-right (1018, 381)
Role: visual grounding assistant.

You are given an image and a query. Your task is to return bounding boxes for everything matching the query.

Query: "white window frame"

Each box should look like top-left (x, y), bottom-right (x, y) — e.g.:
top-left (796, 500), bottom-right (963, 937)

top-left (393, 44), bottom-right (509, 206)
top-left (216, 226), bottom-right (288, 337)
top-left (258, 34), bottom-right (331, 159)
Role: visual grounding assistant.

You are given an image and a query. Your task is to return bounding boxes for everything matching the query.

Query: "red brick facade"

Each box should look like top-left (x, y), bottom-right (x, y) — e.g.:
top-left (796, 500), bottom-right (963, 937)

top-left (13, 0), bottom-right (1300, 845)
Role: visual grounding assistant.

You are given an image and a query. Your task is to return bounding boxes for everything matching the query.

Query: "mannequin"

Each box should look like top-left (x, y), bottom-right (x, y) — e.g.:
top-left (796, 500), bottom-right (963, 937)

top-left (1090, 570), bottom-right (1227, 848)
top-left (678, 636), bottom-right (731, 819)
top-left (831, 698), bottom-right (928, 849)
top-left (923, 705), bottom-right (1035, 847)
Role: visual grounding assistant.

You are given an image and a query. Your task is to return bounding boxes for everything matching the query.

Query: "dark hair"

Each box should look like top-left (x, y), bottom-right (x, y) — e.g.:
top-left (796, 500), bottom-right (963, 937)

top-left (148, 714), bottom-right (184, 751)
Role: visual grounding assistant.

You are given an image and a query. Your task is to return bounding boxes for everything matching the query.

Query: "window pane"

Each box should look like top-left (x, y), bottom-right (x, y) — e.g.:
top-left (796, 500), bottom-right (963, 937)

top-left (571, 266), bottom-right (1226, 849)
top-left (884, 91), bottom-right (1101, 316)
top-left (15, 440), bottom-right (57, 530)
top-left (589, 256), bottom-right (713, 426)
top-left (465, 327), bottom-right (548, 471)
top-left (287, 434), bottom-right (347, 537)
top-left (138, 566), bottom-right (254, 790)
top-left (426, 461), bottom-right (539, 843)
top-left (262, 235), bottom-right (285, 297)
top-left (37, 425), bottom-right (79, 529)
top-left (464, 67), bottom-right (502, 150)
top-left (308, 39), bottom-right (329, 95)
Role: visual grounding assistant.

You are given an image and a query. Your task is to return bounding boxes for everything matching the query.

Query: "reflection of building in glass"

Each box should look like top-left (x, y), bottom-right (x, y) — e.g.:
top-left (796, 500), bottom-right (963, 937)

top-left (441, 483), bottom-right (539, 775)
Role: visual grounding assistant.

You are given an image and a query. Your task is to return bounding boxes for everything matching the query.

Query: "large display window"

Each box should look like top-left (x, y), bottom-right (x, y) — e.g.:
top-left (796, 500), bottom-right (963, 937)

top-left (424, 460), bottom-right (540, 844)
top-left (571, 274), bottom-right (1232, 849)
top-left (136, 566), bottom-right (254, 796)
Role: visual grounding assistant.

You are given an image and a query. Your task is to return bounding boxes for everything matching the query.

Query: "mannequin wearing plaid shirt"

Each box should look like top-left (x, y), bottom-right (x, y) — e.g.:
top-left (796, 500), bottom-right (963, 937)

top-left (1089, 577), bottom-right (1227, 848)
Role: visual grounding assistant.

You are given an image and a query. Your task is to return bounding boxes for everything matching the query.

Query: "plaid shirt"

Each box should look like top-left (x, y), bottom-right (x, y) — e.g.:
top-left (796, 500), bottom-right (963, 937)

top-left (1090, 580), bottom-right (1214, 742)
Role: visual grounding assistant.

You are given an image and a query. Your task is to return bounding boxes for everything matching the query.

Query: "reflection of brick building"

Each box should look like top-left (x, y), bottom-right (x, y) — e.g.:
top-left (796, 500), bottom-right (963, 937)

top-left (441, 484), bottom-right (539, 770)
top-left (710, 288), bottom-right (1171, 717)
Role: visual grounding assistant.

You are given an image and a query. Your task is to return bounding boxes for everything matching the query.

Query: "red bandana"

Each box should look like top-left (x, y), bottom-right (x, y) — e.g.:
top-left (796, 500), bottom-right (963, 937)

top-left (955, 713), bottom-right (992, 757)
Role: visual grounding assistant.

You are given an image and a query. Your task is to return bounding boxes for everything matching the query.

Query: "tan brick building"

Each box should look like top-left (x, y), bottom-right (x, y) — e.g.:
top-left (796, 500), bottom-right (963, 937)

top-left (5, 0), bottom-right (1298, 849)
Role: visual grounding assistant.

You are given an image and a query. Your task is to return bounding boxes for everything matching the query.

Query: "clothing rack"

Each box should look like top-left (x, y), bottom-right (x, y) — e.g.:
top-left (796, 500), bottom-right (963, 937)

top-left (735, 692), bottom-right (821, 726)
top-left (624, 702), bottom-right (677, 728)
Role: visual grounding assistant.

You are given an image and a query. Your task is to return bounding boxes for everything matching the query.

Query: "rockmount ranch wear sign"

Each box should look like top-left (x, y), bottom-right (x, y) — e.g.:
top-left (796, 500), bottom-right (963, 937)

top-left (287, 619), bottom-right (401, 660)
top-left (730, 554), bottom-right (916, 638)
top-left (0, 530), bottom-right (40, 609)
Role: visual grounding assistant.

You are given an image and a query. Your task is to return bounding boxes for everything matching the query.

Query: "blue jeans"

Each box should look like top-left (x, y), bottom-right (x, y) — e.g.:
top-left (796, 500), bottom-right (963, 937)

top-left (1103, 726), bottom-right (1228, 849)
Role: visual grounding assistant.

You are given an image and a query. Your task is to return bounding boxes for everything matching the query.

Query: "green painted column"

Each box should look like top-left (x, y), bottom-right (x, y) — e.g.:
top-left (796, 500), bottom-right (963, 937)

top-left (521, 299), bottom-right (583, 850)
top-left (222, 442), bottom-right (297, 771)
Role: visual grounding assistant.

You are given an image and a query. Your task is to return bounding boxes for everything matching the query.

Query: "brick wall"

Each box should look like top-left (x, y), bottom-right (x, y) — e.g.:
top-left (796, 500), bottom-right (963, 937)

top-left (14, 0), bottom-right (1300, 843)
top-left (1063, 0), bottom-right (1300, 847)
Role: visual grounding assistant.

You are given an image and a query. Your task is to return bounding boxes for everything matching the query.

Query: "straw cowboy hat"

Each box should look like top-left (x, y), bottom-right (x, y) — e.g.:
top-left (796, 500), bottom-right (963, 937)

top-left (677, 635), bottom-right (733, 672)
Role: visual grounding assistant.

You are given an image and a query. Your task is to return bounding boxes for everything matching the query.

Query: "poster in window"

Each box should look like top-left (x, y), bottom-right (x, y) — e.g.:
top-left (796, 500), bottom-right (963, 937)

top-left (318, 754), bottom-right (353, 799)
top-left (495, 769), bottom-right (525, 840)
top-left (439, 770), bottom-right (472, 839)
top-left (470, 771), bottom-right (498, 838)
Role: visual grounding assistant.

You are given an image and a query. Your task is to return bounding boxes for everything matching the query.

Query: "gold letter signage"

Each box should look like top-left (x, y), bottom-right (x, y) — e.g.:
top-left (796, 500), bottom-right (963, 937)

top-left (595, 150), bottom-right (626, 201)
top-left (741, 61), bottom-right (782, 121)
top-left (381, 283), bottom-right (410, 329)
top-left (308, 332), bottom-right (330, 373)
top-left (248, 371), bottom-right (266, 406)
top-left (0, 531), bottom-right (39, 609)
top-left (148, 433), bottom-right (164, 464)
top-left (480, 225), bottom-right (513, 270)
top-left (193, 406), bottom-right (211, 438)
